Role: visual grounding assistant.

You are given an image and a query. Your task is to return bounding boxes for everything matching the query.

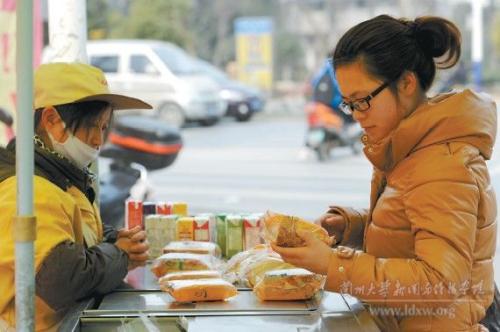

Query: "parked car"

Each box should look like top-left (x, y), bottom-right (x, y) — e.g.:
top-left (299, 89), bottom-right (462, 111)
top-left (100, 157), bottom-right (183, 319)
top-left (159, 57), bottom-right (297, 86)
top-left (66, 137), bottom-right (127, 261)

top-left (87, 39), bottom-right (226, 128)
top-left (194, 60), bottom-right (265, 122)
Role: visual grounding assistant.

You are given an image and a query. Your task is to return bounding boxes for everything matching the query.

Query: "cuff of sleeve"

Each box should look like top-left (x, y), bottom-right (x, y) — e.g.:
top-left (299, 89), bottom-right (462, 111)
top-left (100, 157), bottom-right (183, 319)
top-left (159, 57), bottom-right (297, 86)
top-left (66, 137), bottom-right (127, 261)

top-left (328, 206), bottom-right (365, 248)
top-left (325, 246), bottom-right (356, 293)
top-left (103, 228), bottom-right (119, 243)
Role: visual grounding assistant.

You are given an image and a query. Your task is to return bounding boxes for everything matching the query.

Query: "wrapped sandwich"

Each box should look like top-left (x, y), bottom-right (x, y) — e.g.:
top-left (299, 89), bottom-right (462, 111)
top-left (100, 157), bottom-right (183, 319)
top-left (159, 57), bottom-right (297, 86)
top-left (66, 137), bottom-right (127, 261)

top-left (223, 244), bottom-right (272, 275)
top-left (239, 255), bottom-right (295, 288)
top-left (253, 268), bottom-right (325, 301)
top-left (162, 241), bottom-right (221, 258)
top-left (159, 270), bottom-right (222, 283)
top-left (262, 211), bottom-right (332, 247)
top-left (151, 253), bottom-right (214, 278)
top-left (161, 278), bottom-right (238, 302)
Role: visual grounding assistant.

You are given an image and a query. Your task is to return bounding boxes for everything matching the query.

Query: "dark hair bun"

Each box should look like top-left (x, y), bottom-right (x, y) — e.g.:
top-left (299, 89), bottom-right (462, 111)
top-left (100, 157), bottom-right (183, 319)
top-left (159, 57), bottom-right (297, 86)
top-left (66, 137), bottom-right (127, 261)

top-left (333, 14), bottom-right (462, 92)
top-left (414, 16), bottom-right (461, 69)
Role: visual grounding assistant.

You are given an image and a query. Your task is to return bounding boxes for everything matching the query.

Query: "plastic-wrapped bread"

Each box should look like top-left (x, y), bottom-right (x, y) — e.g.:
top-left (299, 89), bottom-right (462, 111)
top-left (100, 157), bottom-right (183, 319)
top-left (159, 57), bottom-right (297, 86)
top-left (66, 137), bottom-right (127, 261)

top-left (162, 241), bottom-right (221, 258)
top-left (159, 270), bottom-right (222, 283)
top-left (161, 278), bottom-right (238, 302)
top-left (223, 244), bottom-right (271, 275)
top-left (262, 211), bottom-right (332, 247)
top-left (253, 268), bottom-right (325, 301)
top-left (239, 255), bottom-right (295, 288)
top-left (221, 245), bottom-right (277, 285)
top-left (151, 253), bottom-right (214, 278)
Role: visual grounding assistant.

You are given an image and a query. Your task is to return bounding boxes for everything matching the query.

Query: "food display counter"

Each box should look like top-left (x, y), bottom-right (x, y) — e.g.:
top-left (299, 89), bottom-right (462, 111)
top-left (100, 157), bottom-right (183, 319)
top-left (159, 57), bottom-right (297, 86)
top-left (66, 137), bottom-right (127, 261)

top-left (59, 266), bottom-right (380, 332)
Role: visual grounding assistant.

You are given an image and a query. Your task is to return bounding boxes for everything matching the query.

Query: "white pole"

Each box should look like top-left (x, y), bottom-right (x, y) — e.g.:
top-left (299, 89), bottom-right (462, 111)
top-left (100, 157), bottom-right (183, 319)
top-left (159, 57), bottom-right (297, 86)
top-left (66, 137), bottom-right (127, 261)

top-left (46, 0), bottom-right (88, 63)
top-left (471, 0), bottom-right (484, 89)
top-left (15, 0), bottom-right (36, 330)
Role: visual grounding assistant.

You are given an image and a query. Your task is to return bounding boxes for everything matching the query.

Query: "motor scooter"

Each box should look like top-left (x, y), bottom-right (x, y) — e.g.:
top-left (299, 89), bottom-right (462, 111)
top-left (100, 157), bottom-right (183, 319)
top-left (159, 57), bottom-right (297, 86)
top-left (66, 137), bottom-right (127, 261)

top-left (99, 114), bottom-right (182, 229)
top-left (305, 59), bottom-right (363, 161)
top-left (305, 102), bottom-right (363, 161)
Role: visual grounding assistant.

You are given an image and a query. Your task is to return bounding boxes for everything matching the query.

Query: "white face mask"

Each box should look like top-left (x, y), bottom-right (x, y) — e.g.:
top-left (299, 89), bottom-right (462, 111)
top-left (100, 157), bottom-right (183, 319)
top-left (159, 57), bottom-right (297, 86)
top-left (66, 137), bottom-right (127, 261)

top-left (48, 124), bottom-right (100, 169)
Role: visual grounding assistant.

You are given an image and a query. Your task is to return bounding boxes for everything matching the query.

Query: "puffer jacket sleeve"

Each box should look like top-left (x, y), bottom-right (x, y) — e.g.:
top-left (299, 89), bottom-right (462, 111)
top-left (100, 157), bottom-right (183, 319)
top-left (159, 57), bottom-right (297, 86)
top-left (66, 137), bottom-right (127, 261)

top-left (327, 206), bottom-right (368, 249)
top-left (102, 222), bottom-right (119, 243)
top-left (35, 241), bottom-right (128, 311)
top-left (325, 156), bottom-right (479, 309)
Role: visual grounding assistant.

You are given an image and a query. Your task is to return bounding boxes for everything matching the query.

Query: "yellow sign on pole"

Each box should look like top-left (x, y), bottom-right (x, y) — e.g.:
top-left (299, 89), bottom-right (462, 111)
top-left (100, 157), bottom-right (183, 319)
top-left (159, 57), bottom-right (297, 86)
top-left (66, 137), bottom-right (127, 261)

top-left (234, 17), bottom-right (273, 92)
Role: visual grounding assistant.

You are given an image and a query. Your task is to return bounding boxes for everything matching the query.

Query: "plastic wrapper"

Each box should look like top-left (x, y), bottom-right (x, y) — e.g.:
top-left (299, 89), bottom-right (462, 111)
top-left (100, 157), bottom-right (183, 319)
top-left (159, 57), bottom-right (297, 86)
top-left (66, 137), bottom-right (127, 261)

top-left (239, 254), bottom-right (295, 288)
top-left (161, 278), bottom-right (238, 302)
top-left (253, 268), bottom-right (325, 301)
top-left (159, 270), bottom-right (222, 284)
top-left (151, 253), bottom-right (214, 278)
top-left (162, 241), bottom-right (221, 258)
top-left (223, 244), bottom-right (271, 275)
top-left (222, 245), bottom-right (274, 284)
top-left (262, 211), bottom-right (332, 247)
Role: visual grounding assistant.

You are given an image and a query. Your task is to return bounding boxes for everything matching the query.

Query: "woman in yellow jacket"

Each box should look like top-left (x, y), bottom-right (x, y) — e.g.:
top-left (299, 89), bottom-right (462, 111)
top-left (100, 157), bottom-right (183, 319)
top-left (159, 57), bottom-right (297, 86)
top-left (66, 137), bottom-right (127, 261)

top-left (0, 63), bottom-right (152, 331)
top-left (273, 15), bottom-right (498, 331)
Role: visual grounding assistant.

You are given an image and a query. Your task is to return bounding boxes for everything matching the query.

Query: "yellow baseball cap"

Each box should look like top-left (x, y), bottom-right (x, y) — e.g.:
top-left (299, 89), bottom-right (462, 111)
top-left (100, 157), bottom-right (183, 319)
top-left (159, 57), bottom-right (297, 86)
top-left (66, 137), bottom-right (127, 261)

top-left (34, 62), bottom-right (152, 110)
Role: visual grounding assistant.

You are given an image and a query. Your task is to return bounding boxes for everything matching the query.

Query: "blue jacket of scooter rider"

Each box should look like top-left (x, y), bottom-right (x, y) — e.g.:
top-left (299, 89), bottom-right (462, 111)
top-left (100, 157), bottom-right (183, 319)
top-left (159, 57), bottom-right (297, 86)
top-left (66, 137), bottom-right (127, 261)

top-left (311, 59), bottom-right (342, 110)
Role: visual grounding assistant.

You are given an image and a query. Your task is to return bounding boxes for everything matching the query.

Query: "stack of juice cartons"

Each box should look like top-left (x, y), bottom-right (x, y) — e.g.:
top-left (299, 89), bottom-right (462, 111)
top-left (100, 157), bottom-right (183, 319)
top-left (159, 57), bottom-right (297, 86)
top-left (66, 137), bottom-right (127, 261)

top-left (215, 213), bottom-right (264, 259)
top-left (126, 198), bottom-right (264, 260)
top-left (126, 200), bottom-right (188, 259)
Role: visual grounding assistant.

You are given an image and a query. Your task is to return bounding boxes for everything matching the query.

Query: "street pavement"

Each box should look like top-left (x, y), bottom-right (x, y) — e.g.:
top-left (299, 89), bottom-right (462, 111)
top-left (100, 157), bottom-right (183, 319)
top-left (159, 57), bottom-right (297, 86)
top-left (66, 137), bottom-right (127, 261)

top-left (149, 110), bottom-right (500, 286)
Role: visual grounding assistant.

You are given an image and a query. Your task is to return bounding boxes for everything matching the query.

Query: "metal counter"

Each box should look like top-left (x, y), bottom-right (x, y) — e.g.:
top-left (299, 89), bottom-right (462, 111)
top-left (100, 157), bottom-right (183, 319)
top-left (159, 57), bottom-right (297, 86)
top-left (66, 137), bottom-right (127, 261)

top-left (61, 266), bottom-right (380, 332)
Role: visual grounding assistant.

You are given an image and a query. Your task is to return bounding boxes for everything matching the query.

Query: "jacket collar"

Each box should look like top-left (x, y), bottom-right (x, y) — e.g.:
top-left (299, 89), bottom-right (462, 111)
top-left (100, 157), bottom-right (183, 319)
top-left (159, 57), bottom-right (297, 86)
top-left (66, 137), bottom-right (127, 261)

top-left (362, 89), bottom-right (497, 172)
top-left (0, 136), bottom-right (96, 203)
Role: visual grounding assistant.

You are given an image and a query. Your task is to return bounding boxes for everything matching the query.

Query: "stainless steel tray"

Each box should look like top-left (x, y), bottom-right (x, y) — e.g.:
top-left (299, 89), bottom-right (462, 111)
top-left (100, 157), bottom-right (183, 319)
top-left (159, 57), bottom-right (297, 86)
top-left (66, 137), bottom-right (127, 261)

top-left (120, 265), bottom-right (254, 292)
top-left (80, 316), bottom-right (186, 332)
top-left (84, 290), bottom-right (321, 317)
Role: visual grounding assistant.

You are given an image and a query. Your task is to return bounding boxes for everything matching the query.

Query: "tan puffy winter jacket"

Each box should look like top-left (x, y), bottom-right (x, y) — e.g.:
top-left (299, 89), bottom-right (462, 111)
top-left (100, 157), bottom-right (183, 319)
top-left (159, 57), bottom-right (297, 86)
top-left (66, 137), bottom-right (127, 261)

top-left (325, 90), bottom-right (497, 332)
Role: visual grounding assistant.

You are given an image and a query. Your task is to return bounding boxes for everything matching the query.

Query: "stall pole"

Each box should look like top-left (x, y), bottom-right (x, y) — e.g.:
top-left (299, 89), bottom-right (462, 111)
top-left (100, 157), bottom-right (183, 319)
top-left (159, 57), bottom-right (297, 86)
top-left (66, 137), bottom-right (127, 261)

top-left (14, 0), bottom-right (36, 330)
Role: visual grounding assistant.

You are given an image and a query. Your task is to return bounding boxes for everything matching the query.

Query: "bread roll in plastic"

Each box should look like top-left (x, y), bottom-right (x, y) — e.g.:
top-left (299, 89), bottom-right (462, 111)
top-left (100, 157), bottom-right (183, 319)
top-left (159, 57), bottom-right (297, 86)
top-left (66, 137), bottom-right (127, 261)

top-left (162, 278), bottom-right (238, 302)
top-left (262, 211), bottom-right (332, 247)
top-left (151, 253), bottom-right (214, 278)
top-left (159, 270), bottom-right (222, 283)
top-left (254, 268), bottom-right (325, 301)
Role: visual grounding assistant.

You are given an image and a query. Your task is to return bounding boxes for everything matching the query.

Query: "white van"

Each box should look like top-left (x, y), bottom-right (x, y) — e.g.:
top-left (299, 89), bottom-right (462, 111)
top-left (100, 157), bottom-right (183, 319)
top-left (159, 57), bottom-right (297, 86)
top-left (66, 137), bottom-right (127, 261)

top-left (86, 39), bottom-right (225, 127)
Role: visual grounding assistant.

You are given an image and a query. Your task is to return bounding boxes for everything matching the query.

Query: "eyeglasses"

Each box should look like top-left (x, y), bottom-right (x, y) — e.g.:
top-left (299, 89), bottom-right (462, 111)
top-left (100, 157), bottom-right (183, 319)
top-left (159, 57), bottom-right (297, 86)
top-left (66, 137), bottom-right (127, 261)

top-left (339, 81), bottom-right (390, 115)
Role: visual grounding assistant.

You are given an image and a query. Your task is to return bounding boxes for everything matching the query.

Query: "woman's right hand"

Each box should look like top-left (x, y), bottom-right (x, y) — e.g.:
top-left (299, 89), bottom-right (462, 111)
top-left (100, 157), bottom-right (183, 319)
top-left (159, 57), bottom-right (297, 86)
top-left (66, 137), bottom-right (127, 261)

top-left (314, 213), bottom-right (346, 246)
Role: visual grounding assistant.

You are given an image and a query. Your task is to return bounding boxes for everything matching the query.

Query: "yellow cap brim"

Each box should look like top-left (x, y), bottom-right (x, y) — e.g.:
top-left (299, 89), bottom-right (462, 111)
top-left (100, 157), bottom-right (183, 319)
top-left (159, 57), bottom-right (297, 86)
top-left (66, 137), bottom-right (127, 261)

top-left (75, 93), bottom-right (153, 110)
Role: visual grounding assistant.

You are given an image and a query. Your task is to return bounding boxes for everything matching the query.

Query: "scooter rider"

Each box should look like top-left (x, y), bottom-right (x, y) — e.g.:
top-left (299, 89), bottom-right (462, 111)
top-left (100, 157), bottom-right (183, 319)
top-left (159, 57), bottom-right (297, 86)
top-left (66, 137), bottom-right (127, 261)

top-left (311, 58), bottom-right (354, 125)
top-left (0, 62), bottom-right (152, 331)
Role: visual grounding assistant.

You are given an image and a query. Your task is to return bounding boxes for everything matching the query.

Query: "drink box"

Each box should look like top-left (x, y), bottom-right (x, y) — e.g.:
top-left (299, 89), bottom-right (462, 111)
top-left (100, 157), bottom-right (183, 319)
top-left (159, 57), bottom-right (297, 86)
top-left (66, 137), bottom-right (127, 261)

top-left (243, 214), bottom-right (262, 250)
top-left (225, 215), bottom-right (243, 258)
top-left (156, 202), bottom-right (172, 215)
top-left (145, 214), bottom-right (163, 258)
top-left (215, 214), bottom-right (227, 257)
top-left (193, 215), bottom-right (211, 242)
top-left (125, 199), bottom-right (143, 229)
top-left (176, 217), bottom-right (194, 241)
top-left (172, 202), bottom-right (188, 217)
top-left (161, 214), bottom-right (179, 247)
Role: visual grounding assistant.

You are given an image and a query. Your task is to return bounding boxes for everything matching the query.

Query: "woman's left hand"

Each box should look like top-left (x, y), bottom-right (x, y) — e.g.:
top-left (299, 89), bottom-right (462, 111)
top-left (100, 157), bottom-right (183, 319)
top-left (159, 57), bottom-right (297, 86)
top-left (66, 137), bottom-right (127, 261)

top-left (271, 230), bottom-right (333, 275)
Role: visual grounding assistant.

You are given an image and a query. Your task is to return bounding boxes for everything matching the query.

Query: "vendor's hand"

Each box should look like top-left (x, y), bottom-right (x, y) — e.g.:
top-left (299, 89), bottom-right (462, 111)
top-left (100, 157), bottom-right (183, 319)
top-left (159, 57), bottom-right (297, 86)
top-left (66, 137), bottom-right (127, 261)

top-left (117, 226), bottom-right (142, 239)
top-left (115, 228), bottom-right (149, 270)
top-left (314, 213), bottom-right (346, 245)
top-left (271, 230), bottom-right (332, 275)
